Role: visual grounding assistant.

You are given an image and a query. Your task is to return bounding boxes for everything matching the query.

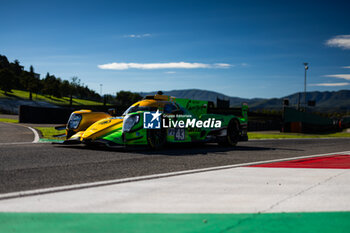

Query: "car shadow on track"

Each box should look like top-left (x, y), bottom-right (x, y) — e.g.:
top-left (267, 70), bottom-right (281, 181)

top-left (55, 142), bottom-right (303, 156)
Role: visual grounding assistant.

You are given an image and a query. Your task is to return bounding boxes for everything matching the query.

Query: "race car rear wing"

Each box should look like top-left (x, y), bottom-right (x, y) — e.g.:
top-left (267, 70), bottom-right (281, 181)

top-left (207, 102), bottom-right (248, 119)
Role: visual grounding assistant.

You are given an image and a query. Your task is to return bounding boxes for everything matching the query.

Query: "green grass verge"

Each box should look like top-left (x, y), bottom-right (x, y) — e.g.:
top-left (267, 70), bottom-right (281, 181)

top-left (34, 127), bottom-right (65, 141)
top-left (0, 212), bottom-right (349, 233)
top-left (0, 89), bottom-right (104, 106)
top-left (0, 118), bottom-right (18, 123)
top-left (248, 131), bottom-right (350, 139)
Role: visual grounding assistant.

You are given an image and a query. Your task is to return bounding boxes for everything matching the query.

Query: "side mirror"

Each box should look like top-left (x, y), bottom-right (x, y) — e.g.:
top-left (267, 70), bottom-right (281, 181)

top-left (108, 108), bottom-right (116, 116)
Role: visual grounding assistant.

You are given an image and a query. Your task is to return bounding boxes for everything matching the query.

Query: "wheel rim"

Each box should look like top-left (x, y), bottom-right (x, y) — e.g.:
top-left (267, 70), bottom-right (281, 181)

top-left (228, 122), bottom-right (239, 145)
top-left (148, 130), bottom-right (165, 148)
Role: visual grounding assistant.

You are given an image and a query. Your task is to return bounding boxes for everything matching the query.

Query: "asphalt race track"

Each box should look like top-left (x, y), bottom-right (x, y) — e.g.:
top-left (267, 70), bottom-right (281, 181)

top-left (0, 122), bottom-right (35, 144)
top-left (1, 121), bottom-right (350, 233)
top-left (1, 120), bottom-right (350, 194)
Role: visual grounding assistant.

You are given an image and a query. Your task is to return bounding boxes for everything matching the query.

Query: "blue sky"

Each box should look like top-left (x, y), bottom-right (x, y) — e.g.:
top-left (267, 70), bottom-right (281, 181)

top-left (1, 0), bottom-right (350, 98)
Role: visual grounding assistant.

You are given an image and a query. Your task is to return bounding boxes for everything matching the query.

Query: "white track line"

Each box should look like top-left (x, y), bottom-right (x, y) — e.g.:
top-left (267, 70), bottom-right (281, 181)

top-left (27, 126), bottom-right (40, 143)
top-left (0, 142), bottom-right (36, 145)
top-left (1, 150), bottom-right (349, 201)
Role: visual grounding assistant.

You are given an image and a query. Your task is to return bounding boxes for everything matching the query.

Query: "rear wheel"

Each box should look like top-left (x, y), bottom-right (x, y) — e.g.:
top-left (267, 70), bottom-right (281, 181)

top-left (218, 120), bottom-right (239, 147)
top-left (147, 129), bottom-right (166, 149)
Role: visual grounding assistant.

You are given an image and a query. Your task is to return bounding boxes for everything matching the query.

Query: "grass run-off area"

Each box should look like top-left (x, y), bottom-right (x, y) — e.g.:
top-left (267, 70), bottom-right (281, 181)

top-left (0, 89), bottom-right (103, 106)
top-left (34, 127), bottom-right (66, 141)
top-left (248, 131), bottom-right (350, 139)
top-left (0, 118), bottom-right (18, 123)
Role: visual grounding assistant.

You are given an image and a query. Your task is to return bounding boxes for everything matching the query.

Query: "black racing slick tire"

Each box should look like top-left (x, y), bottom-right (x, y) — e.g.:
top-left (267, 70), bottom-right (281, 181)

top-left (66, 130), bottom-right (75, 140)
top-left (147, 129), bottom-right (166, 149)
top-left (218, 120), bottom-right (239, 147)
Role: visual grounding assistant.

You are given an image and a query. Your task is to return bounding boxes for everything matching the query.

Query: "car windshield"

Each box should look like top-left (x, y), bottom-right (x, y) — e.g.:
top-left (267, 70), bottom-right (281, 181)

top-left (122, 105), bottom-right (158, 116)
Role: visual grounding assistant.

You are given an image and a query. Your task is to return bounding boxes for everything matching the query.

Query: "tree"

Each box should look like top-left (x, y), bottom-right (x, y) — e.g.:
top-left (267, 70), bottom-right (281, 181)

top-left (60, 80), bottom-right (71, 97)
top-left (12, 59), bottom-right (23, 88)
top-left (0, 55), bottom-right (10, 69)
top-left (0, 69), bottom-right (15, 94)
top-left (0, 54), bottom-right (106, 103)
top-left (28, 65), bottom-right (35, 100)
top-left (51, 76), bottom-right (62, 98)
top-left (31, 76), bottom-right (42, 99)
top-left (19, 65), bottom-right (40, 100)
top-left (13, 60), bottom-right (22, 75)
top-left (104, 94), bottom-right (116, 105)
top-left (42, 73), bottom-right (56, 97)
top-left (69, 76), bottom-right (80, 106)
top-left (116, 91), bottom-right (142, 107)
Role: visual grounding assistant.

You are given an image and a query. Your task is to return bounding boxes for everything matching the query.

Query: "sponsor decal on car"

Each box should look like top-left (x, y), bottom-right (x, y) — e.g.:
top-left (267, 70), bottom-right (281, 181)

top-left (143, 110), bottom-right (162, 129)
top-left (143, 110), bottom-right (222, 129)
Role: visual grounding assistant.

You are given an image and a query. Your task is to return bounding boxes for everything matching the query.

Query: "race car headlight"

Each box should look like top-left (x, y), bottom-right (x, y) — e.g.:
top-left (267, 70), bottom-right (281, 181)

top-left (67, 114), bottom-right (82, 129)
top-left (122, 114), bottom-right (140, 132)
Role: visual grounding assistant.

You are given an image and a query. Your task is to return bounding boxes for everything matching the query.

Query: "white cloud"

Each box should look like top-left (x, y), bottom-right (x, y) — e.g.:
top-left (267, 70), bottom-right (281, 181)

top-left (214, 63), bottom-right (232, 68)
top-left (326, 35), bottom-right (350, 49)
top-left (324, 74), bottom-right (350, 80)
top-left (123, 33), bottom-right (152, 38)
top-left (98, 62), bottom-right (232, 70)
top-left (309, 82), bottom-right (350, 87)
top-left (165, 71), bottom-right (176, 74)
top-left (342, 66), bottom-right (350, 69)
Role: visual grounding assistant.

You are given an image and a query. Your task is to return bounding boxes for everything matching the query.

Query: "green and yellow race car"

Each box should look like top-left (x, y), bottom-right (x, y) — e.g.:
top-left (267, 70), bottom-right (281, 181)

top-left (60, 93), bottom-right (248, 149)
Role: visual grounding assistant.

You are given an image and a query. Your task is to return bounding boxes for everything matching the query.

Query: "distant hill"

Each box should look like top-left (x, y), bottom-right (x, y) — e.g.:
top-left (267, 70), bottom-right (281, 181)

top-left (253, 90), bottom-right (350, 111)
top-left (139, 89), bottom-right (350, 111)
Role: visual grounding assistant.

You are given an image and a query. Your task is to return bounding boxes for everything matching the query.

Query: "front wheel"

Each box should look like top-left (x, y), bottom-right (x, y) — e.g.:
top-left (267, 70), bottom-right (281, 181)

top-left (218, 120), bottom-right (239, 147)
top-left (147, 129), bottom-right (166, 149)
